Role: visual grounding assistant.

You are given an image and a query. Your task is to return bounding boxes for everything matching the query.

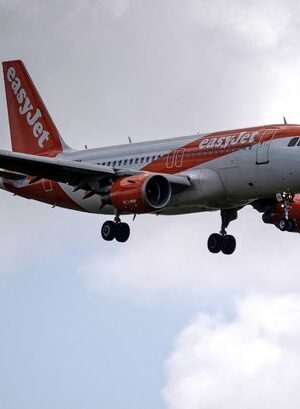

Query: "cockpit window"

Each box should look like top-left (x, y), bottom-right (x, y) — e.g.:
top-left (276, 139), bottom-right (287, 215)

top-left (288, 137), bottom-right (299, 147)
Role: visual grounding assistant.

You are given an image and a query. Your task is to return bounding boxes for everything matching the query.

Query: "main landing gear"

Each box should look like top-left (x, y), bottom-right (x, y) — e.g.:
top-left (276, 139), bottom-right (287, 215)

top-left (101, 213), bottom-right (130, 243)
top-left (207, 209), bottom-right (237, 255)
top-left (277, 192), bottom-right (296, 232)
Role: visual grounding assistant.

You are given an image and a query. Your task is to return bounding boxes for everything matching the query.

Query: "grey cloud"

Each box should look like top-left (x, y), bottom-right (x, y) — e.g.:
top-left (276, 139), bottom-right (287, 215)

top-left (4, 3), bottom-right (300, 409)
top-left (78, 206), bottom-right (300, 295)
top-left (1, 0), bottom-right (300, 292)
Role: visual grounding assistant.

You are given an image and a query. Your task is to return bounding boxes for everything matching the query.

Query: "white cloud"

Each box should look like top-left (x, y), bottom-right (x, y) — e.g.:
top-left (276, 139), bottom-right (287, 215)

top-left (163, 294), bottom-right (300, 409)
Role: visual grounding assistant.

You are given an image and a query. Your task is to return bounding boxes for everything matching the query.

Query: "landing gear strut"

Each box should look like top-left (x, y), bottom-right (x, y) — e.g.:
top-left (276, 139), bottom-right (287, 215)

top-left (277, 192), bottom-right (296, 232)
top-left (101, 212), bottom-right (130, 243)
top-left (207, 209), bottom-right (237, 255)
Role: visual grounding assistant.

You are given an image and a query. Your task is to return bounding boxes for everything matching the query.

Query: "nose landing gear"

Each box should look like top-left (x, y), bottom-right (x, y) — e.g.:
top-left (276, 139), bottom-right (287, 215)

top-left (207, 209), bottom-right (237, 255)
top-left (101, 212), bottom-right (130, 243)
top-left (277, 193), bottom-right (296, 232)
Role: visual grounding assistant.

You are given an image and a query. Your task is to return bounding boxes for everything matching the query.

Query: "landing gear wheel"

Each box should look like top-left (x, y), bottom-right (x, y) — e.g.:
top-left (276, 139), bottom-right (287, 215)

top-left (208, 209), bottom-right (238, 254)
top-left (278, 218), bottom-right (295, 232)
top-left (286, 219), bottom-right (296, 232)
top-left (207, 233), bottom-right (223, 253)
top-left (221, 234), bottom-right (236, 255)
top-left (101, 220), bottom-right (116, 241)
top-left (115, 222), bottom-right (130, 243)
top-left (278, 219), bottom-right (287, 231)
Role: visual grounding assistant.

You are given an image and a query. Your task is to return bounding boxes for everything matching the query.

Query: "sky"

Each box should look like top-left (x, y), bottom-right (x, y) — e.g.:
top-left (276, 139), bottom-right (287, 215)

top-left (1, 0), bottom-right (300, 408)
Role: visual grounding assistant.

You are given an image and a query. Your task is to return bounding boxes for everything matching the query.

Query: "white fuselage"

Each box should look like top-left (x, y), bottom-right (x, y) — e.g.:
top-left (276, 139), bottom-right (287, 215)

top-left (48, 125), bottom-right (300, 215)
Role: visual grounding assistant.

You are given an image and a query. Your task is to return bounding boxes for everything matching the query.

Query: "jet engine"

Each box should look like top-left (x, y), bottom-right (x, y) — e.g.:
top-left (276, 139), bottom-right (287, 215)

top-left (106, 173), bottom-right (172, 213)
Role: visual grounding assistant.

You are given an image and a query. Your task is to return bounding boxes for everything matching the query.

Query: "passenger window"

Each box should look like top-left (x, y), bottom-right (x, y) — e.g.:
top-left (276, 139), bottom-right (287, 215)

top-left (129, 159), bottom-right (133, 165)
top-left (288, 137), bottom-right (299, 146)
top-left (152, 156), bottom-right (155, 161)
top-left (102, 162), bottom-right (106, 166)
top-left (146, 156), bottom-right (150, 162)
top-left (107, 161), bottom-right (111, 166)
top-left (135, 158), bottom-right (139, 164)
top-left (124, 159), bottom-right (128, 165)
top-left (113, 161), bottom-right (116, 166)
top-left (118, 160), bottom-right (122, 166)
top-left (141, 157), bottom-right (144, 163)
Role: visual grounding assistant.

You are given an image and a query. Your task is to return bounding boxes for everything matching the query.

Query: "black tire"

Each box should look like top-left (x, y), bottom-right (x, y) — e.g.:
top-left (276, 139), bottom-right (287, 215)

top-left (278, 218), bottom-right (287, 231)
top-left (101, 220), bottom-right (116, 241)
top-left (221, 235), bottom-right (236, 255)
top-left (115, 222), bottom-right (130, 243)
top-left (207, 233), bottom-right (222, 253)
top-left (278, 218), bottom-right (296, 232)
top-left (285, 219), bottom-right (296, 232)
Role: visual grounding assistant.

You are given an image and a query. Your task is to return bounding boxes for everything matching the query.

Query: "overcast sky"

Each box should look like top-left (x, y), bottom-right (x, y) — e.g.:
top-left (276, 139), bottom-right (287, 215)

top-left (1, 1), bottom-right (300, 408)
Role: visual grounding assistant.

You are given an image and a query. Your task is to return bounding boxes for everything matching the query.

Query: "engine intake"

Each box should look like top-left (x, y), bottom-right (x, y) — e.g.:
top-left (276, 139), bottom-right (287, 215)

top-left (109, 174), bottom-right (171, 213)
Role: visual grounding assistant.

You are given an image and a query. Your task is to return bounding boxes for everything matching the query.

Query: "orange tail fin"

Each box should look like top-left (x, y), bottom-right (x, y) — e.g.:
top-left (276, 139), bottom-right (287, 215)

top-left (2, 60), bottom-right (69, 156)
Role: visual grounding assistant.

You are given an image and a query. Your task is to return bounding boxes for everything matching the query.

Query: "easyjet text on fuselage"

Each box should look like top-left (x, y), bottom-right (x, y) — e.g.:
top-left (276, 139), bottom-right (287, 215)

top-left (199, 131), bottom-right (259, 151)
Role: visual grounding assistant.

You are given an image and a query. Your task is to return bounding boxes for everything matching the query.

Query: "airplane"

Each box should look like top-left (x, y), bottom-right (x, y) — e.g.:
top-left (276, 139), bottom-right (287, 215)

top-left (1, 60), bottom-right (300, 255)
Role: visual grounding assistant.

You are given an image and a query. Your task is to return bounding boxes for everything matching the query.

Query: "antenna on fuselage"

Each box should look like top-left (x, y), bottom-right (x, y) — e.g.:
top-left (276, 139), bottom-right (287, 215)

top-left (283, 116), bottom-right (287, 125)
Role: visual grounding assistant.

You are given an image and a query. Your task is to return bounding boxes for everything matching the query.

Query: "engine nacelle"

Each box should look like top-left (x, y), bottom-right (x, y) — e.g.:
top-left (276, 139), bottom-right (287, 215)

top-left (108, 174), bottom-right (172, 213)
top-left (262, 194), bottom-right (300, 233)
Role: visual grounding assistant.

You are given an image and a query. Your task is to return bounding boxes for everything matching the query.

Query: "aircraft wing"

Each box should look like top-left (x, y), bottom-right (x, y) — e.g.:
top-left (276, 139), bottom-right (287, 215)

top-left (0, 169), bottom-right (27, 180)
top-left (0, 150), bottom-right (191, 189)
